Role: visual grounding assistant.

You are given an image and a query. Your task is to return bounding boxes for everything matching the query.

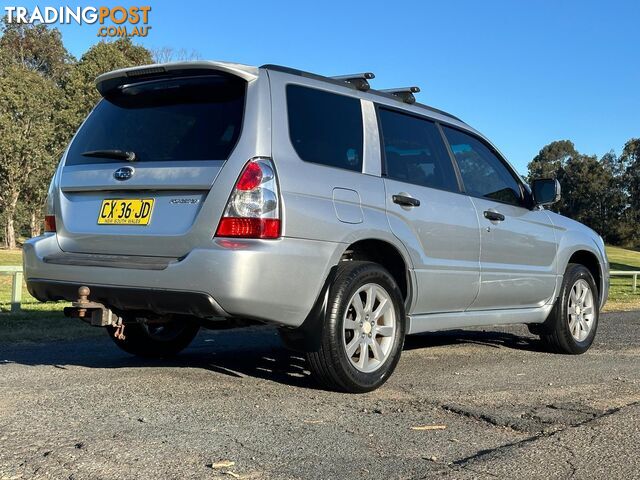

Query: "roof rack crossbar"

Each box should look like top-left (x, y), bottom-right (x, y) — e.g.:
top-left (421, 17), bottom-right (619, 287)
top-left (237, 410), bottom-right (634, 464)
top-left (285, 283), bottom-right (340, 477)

top-left (380, 86), bottom-right (421, 104)
top-left (330, 72), bottom-right (375, 92)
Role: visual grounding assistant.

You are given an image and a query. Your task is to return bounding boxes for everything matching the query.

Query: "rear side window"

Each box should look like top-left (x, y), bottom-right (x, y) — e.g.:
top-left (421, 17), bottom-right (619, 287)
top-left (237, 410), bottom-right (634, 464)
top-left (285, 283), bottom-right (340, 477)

top-left (286, 84), bottom-right (363, 172)
top-left (66, 74), bottom-right (245, 165)
top-left (442, 126), bottom-right (524, 207)
top-left (378, 108), bottom-right (458, 192)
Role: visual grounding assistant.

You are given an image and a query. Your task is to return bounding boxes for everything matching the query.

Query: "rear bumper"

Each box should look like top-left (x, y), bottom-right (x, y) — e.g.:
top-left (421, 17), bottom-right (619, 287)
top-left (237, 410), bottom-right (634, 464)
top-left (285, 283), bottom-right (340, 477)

top-left (27, 280), bottom-right (226, 318)
top-left (23, 234), bottom-right (343, 327)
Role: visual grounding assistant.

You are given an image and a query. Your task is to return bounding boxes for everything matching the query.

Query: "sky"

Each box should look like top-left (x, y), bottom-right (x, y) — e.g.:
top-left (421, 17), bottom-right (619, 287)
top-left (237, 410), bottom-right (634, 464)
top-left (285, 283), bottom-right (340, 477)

top-left (3, 0), bottom-right (639, 174)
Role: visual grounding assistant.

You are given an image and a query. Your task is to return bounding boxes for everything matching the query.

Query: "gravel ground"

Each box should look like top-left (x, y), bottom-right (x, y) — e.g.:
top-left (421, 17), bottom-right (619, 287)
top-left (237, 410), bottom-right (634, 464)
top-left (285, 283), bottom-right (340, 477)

top-left (0, 311), bottom-right (638, 479)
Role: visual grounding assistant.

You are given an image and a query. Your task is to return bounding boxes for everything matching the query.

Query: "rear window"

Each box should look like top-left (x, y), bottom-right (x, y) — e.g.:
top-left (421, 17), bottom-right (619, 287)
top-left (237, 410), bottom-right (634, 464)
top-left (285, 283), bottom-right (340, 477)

top-left (66, 74), bottom-right (245, 165)
top-left (378, 108), bottom-right (459, 192)
top-left (286, 84), bottom-right (363, 172)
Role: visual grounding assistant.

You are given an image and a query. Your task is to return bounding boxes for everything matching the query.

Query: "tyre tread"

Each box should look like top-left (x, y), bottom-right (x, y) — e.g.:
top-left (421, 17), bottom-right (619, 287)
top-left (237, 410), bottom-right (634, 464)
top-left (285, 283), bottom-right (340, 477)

top-left (306, 261), bottom-right (405, 393)
top-left (538, 263), bottom-right (598, 355)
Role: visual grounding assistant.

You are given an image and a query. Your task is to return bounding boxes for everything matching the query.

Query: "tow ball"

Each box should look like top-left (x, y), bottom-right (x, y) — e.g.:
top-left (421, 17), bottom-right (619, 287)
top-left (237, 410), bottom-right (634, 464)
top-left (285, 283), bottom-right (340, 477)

top-left (63, 286), bottom-right (126, 340)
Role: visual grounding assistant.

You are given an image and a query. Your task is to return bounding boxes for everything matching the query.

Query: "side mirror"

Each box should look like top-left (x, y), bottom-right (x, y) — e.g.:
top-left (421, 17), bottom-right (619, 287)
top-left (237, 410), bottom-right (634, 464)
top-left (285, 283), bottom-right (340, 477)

top-left (531, 178), bottom-right (561, 206)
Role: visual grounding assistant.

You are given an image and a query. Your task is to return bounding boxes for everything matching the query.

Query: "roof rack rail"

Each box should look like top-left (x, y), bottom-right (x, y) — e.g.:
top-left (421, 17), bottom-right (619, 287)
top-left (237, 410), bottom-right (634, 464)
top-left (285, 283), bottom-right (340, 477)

top-left (330, 72), bottom-right (375, 92)
top-left (380, 86), bottom-right (420, 104)
top-left (260, 65), bottom-right (462, 121)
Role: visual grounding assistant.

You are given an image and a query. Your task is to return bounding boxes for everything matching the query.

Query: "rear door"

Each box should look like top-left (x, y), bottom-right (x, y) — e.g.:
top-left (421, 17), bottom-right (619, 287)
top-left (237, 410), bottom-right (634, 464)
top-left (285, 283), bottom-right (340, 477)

top-left (56, 72), bottom-right (248, 257)
top-left (380, 108), bottom-right (481, 314)
top-left (441, 125), bottom-right (558, 310)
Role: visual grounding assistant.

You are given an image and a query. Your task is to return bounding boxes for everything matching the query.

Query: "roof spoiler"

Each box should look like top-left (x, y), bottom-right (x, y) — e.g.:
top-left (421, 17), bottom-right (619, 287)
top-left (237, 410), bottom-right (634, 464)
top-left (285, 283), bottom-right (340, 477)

top-left (95, 61), bottom-right (258, 97)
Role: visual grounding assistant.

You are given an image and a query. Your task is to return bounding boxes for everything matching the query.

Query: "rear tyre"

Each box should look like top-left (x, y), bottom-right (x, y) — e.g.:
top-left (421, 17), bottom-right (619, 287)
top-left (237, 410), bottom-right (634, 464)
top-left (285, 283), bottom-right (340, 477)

top-left (107, 316), bottom-right (200, 358)
top-left (306, 261), bottom-right (406, 393)
top-left (538, 263), bottom-right (599, 354)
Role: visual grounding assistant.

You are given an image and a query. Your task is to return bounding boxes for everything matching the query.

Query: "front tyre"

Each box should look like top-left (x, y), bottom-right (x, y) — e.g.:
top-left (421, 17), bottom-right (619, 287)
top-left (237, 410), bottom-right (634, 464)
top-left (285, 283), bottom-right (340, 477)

top-left (307, 261), bottom-right (406, 393)
top-left (107, 316), bottom-right (200, 358)
top-left (539, 263), bottom-right (599, 354)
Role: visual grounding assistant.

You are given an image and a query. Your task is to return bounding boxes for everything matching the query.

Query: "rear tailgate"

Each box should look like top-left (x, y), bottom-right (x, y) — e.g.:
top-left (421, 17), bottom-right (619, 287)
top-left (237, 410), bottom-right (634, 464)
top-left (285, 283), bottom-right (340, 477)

top-left (56, 67), bottom-right (250, 258)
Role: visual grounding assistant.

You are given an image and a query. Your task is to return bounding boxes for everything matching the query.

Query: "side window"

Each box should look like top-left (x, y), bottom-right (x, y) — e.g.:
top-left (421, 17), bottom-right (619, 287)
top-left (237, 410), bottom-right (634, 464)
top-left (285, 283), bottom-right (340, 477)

top-left (442, 126), bottom-right (524, 206)
top-left (378, 108), bottom-right (458, 192)
top-left (286, 84), bottom-right (363, 172)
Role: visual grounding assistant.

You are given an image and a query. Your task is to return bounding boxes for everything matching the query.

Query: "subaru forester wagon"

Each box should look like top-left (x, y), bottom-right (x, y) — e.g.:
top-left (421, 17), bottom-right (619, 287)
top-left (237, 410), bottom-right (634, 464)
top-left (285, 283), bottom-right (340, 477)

top-left (24, 61), bottom-right (609, 392)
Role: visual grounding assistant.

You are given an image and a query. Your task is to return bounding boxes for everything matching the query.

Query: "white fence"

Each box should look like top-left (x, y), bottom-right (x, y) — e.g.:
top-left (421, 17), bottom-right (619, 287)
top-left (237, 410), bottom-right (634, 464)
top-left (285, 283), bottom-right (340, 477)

top-left (0, 266), bottom-right (24, 313)
top-left (1, 267), bottom-right (640, 313)
top-left (609, 270), bottom-right (639, 293)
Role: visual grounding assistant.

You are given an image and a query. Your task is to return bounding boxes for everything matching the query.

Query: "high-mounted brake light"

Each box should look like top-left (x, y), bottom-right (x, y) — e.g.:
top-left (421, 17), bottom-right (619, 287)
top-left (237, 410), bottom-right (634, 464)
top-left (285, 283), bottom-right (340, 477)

top-left (215, 158), bottom-right (281, 239)
top-left (44, 215), bottom-right (56, 233)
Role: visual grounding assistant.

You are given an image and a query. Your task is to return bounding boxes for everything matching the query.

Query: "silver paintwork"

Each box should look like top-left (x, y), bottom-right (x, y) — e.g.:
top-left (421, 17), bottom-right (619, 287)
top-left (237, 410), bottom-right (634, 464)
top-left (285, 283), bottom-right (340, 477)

top-left (95, 61), bottom-right (259, 86)
top-left (24, 61), bottom-right (609, 333)
top-left (343, 283), bottom-right (397, 373)
top-left (467, 197), bottom-right (557, 310)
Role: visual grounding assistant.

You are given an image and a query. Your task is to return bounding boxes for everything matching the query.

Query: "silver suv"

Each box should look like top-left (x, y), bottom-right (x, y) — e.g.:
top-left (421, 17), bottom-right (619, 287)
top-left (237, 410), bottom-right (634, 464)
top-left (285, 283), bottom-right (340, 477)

top-left (24, 61), bottom-right (609, 392)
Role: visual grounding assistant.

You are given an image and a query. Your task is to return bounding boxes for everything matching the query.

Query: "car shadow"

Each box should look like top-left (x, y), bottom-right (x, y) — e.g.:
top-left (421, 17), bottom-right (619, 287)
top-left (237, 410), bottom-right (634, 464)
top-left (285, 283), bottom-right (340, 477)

top-left (0, 325), bottom-right (546, 390)
top-left (404, 328), bottom-right (545, 353)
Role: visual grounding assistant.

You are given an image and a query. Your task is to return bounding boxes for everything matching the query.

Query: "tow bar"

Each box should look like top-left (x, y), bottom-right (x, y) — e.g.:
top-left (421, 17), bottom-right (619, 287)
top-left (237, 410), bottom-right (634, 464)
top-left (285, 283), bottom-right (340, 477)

top-left (63, 286), bottom-right (126, 339)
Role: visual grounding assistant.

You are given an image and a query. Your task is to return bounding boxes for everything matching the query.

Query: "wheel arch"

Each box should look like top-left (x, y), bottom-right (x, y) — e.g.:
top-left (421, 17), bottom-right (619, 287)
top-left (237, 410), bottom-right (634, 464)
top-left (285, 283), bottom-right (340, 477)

top-left (280, 237), bottom-right (414, 353)
top-left (339, 238), bottom-right (413, 307)
top-left (566, 249), bottom-right (603, 300)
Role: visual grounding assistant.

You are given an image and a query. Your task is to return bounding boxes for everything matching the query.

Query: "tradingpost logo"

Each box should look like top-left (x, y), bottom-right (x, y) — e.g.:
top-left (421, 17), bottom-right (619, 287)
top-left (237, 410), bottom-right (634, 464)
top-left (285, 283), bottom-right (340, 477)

top-left (3, 5), bottom-right (152, 37)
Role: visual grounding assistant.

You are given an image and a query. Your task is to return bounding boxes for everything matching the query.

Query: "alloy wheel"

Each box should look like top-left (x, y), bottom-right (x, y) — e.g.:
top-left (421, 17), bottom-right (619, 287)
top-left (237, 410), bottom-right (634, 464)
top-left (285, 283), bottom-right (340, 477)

top-left (342, 283), bottom-right (397, 373)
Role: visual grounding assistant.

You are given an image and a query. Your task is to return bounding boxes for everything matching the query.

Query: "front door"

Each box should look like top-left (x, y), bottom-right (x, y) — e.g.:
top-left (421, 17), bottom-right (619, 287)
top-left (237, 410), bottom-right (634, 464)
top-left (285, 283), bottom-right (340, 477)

top-left (441, 125), bottom-right (557, 310)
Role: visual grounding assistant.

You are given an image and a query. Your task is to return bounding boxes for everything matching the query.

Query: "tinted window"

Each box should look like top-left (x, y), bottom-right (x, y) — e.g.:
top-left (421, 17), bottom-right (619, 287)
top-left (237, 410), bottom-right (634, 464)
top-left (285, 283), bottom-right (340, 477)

top-left (287, 85), bottom-right (363, 172)
top-left (379, 108), bottom-right (458, 192)
top-left (443, 126), bottom-right (523, 206)
top-left (67, 74), bottom-right (245, 165)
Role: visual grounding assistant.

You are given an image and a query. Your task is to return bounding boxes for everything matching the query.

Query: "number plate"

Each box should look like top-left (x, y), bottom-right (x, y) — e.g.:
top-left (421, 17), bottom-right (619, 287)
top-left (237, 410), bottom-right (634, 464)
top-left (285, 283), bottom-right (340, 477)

top-left (98, 199), bottom-right (154, 225)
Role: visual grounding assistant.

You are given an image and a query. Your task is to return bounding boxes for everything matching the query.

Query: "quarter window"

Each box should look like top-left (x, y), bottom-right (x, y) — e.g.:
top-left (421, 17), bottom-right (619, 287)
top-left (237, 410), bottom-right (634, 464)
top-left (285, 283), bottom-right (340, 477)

top-left (442, 126), bottom-right (524, 206)
top-left (378, 108), bottom-right (458, 192)
top-left (286, 84), bottom-right (363, 172)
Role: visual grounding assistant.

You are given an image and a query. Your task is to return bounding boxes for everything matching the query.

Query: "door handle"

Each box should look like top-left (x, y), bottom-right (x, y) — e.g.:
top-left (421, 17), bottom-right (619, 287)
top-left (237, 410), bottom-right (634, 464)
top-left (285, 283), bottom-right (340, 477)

top-left (392, 194), bottom-right (420, 207)
top-left (483, 210), bottom-right (505, 222)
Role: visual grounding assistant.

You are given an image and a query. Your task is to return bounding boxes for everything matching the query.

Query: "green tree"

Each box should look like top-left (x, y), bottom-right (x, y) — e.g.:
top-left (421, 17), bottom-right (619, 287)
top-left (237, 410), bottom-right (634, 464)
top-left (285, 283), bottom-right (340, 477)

top-left (527, 140), bottom-right (578, 180)
top-left (0, 19), bottom-right (72, 244)
top-left (527, 140), bottom-right (580, 214)
top-left (0, 64), bottom-right (57, 248)
top-left (561, 154), bottom-right (612, 238)
top-left (621, 138), bottom-right (640, 247)
top-left (0, 21), bottom-right (153, 245)
top-left (599, 151), bottom-right (629, 244)
top-left (0, 17), bottom-right (72, 82)
top-left (62, 38), bottom-right (153, 137)
top-left (527, 141), bottom-right (631, 243)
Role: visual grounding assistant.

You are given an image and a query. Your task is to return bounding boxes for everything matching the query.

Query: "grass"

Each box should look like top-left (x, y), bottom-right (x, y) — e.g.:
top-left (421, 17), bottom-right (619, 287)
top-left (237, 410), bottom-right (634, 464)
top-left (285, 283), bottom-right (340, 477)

top-left (1, 245), bottom-right (639, 343)
top-left (0, 249), bottom-right (101, 343)
top-left (605, 245), bottom-right (640, 312)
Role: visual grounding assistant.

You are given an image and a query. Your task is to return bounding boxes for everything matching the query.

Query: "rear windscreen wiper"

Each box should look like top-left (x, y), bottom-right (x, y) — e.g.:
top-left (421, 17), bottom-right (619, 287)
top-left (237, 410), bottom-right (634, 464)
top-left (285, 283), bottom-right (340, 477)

top-left (81, 149), bottom-right (136, 162)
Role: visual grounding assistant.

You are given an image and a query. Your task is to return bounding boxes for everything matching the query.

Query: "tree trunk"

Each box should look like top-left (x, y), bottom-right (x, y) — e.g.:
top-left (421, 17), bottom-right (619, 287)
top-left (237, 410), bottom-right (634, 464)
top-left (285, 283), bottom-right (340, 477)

top-left (4, 190), bottom-right (20, 249)
top-left (30, 211), bottom-right (41, 238)
top-left (5, 217), bottom-right (16, 250)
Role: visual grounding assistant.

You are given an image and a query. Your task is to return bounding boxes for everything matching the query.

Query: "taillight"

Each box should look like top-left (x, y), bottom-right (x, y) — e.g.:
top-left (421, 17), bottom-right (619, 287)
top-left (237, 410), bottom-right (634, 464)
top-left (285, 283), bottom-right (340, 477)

top-left (44, 215), bottom-right (56, 233)
top-left (215, 158), bottom-right (281, 239)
